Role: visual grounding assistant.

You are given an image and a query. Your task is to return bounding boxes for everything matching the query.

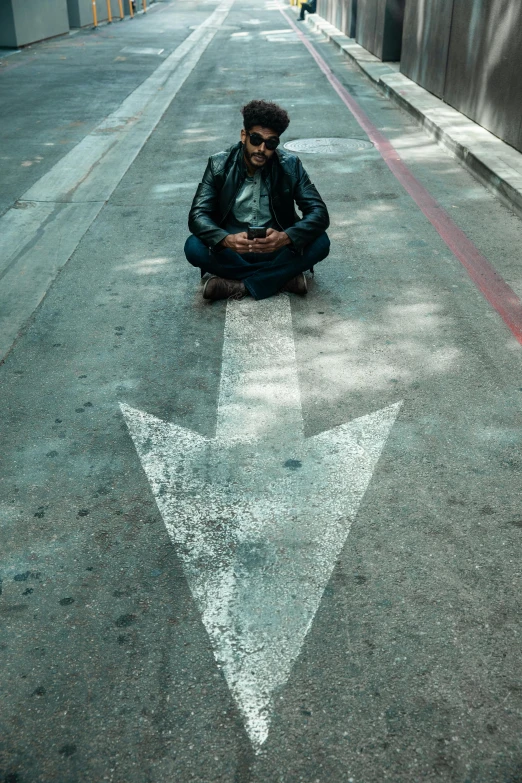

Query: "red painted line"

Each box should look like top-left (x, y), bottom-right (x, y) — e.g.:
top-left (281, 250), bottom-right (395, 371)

top-left (281, 8), bottom-right (522, 345)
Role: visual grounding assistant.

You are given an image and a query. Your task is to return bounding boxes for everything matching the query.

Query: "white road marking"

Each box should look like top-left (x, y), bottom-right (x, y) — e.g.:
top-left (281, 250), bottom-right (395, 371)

top-left (0, 202), bottom-right (103, 359)
top-left (23, 0), bottom-right (232, 204)
top-left (120, 47), bottom-right (166, 55)
top-left (121, 296), bottom-right (402, 750)
top-left (0, 0), bottom-right (234, 361)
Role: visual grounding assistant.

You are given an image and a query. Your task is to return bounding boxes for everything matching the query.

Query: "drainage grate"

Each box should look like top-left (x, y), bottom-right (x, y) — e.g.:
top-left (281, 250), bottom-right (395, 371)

top-left (283, 137), bottom-right (374, 154)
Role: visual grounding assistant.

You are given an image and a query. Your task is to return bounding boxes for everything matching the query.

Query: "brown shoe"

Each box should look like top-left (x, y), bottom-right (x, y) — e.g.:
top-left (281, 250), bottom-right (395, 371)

top-left (282, 272), bottom-right (307, 295)
top-left (203, 276), bottom-right (247, 301)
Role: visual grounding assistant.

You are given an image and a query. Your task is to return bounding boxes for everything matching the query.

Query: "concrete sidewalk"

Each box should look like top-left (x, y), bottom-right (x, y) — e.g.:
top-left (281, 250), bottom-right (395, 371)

top-left (301, 9), bottom-right (522, 220)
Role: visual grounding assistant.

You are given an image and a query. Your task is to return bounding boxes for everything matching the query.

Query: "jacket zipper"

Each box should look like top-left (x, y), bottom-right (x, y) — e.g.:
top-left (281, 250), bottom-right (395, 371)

top-left (266, 180), bottom-right (283, 230)
top-left (269, 194), bottom-right (283, 231)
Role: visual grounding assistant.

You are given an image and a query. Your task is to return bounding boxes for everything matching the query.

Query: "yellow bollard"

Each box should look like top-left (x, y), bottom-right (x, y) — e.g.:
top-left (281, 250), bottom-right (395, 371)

top-left (106, 0), bottom-right (113, 22)
top-left (117, 0), bottom-right (124, 18)
top-left (128, 0), bottom-right (134, 17)
top-left (92, 0), bottom-right (98, 26)
top-left (142, 0), bottom-right (147, 11)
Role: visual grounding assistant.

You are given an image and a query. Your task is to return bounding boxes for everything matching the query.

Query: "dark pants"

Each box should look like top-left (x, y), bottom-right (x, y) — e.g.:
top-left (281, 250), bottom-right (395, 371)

top-left (299, 2), bottom-right (316, 19)
top-left (184, 233), bottom-right (330, 300)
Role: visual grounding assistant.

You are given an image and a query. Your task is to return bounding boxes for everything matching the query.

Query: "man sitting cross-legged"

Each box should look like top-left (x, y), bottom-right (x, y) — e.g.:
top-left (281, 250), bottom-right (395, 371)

top-left (184, 99), bottom-right (330, 301)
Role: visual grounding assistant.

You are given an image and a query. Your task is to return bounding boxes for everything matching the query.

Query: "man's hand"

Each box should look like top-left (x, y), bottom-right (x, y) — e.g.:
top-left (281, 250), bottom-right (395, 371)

top-left (250, 228), bottom-right (291, 253)
top-left (221, 229), bottom-right (291, 254)
top-left (221, 232), bottom-right (251, 253)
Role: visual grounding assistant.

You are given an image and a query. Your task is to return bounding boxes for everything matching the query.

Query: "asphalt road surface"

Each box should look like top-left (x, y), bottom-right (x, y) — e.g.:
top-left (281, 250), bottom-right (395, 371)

top-left (1, 1), bottom-right (522, 781)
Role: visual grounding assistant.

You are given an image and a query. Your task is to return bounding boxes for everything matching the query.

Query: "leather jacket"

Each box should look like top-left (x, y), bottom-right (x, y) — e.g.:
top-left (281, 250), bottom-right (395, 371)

top-left (188, 142), bottom-right (329, 251)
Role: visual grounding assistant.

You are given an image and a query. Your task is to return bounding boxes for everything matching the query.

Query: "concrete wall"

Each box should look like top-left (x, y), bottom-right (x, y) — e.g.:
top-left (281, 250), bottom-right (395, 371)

top-left (0, 0), bottom-right (69, 47)
top-left (67, 0), bottom-right (123, 27)
top-left (0, 2), bottom-right (17, 48)
top-left (67, 0), bottom-right (93, 27)
top-left (0, 0), bottom-right (133, 42)
top-left (401, 0), bottom-right (522, 153)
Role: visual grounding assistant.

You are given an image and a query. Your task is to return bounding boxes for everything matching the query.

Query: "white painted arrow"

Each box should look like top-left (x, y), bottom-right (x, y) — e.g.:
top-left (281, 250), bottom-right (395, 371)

top-left (120, 295), bottom-right (401, 750)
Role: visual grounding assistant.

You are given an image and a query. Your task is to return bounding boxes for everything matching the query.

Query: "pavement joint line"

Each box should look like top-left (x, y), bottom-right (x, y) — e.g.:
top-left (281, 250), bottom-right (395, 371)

top-left (302, 10), bottom-right (522, 221)
top-left (0, 0), bottom-right (235, 364)
top-left (280, 5), bottom-right (522, 347)
top-left (0, 203), bottom-right (63, 286)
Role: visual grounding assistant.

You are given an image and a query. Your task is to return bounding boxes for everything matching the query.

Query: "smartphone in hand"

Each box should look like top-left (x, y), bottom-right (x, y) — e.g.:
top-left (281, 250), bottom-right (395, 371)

top-left (247, 226), bottom-right (267, 240)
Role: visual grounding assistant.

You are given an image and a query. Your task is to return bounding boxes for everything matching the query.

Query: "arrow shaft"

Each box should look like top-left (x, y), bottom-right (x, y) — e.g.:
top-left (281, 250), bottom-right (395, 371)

top-left (216, 296), bottom-right (304, 443)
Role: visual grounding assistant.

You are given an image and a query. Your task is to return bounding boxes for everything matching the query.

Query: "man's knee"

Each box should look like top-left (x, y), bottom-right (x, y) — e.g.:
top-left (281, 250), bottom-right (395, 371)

top-left (307, 232), bottom-right (330, 263)
top-left (184, 235), bottom-right (208, 268)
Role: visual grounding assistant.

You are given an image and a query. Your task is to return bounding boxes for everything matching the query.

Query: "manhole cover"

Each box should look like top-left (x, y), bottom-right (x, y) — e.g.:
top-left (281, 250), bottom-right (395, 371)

top-left (283, 137), bottom-right (374, 154)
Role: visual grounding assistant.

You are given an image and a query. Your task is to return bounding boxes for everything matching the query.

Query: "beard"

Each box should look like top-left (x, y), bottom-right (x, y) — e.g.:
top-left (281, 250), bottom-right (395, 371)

top-left (244, 144), bottom-right (267, 168)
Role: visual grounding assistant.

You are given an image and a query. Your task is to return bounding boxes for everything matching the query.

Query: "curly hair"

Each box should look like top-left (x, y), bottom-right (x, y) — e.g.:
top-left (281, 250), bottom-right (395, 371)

top-left (241, 100), bottom-right (290, 136)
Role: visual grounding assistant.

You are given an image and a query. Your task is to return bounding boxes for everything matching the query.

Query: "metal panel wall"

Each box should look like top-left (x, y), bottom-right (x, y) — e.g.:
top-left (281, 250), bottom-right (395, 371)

top-left (400, 0), bottom-right (454, 98)
top-left (356, 0), bottom-right (404, 60)
top-left (316, 0), bottom-right (329, 26)
top-left (444, 0), bottom-right (522, 153)
top-left (378, 0), bottom-right (404, 60)
top-left (347, 0), bottom-right (357, 37)
top-left (401, 0), bottom-right (522, 152)
top-left (355, 0), bottom-right (378, 54)
top-left (317, 0), bottom-right (357, 38)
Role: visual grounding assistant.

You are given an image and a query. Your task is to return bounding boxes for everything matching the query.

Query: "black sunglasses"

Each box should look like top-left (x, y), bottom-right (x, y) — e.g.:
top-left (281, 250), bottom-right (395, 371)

top-left (247, 131), bottom-right (280, 151)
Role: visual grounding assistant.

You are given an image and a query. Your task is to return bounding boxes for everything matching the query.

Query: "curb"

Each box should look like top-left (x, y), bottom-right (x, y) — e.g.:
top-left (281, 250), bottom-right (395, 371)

top-left (301, 11), bottom-right (522, 220)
